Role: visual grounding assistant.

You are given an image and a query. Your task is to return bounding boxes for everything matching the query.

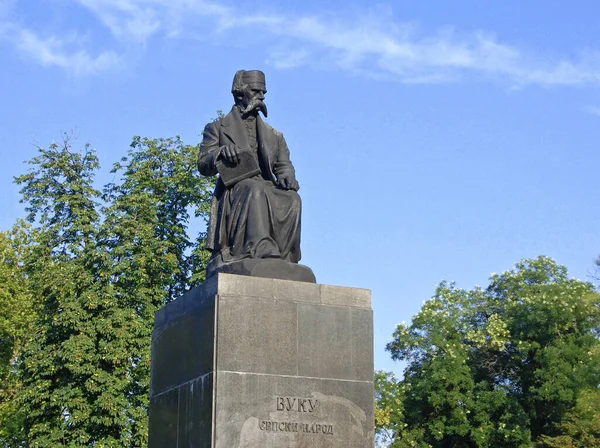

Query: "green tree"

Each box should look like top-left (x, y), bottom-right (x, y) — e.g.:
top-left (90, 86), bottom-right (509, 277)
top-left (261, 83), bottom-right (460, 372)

top-left (97, 136), bottom-right (213, 444)
top-left (0, 222), bottom-right (35, 446)
top-left (539, 387), bottom-right (600, 448)
top-left (14, 136), bottom-right (117, 446)
top-left (375, 371), bottom-right (406, 447)
top-left (9, 134), bottom-right (214, 447)
top-left (383, 257), bottom-right (600, 448)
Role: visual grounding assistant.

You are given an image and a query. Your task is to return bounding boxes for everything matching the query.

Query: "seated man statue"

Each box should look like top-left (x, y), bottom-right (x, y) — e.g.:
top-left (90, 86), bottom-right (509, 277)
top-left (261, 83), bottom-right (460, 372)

top-left (198, 70), bottom-right (315, 282)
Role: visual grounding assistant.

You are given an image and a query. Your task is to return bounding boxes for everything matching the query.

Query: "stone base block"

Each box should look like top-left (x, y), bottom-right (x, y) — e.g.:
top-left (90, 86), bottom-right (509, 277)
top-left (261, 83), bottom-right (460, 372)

top-left (206, 257), bottom-right (317, 283)
top-left (149, 273), bottom-right (374, 447)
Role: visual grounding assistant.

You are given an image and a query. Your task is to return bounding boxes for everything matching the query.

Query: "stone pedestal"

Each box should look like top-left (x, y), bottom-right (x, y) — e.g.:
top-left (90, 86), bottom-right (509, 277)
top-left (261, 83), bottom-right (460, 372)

top-left (148, 273), bottom-right (374, 447)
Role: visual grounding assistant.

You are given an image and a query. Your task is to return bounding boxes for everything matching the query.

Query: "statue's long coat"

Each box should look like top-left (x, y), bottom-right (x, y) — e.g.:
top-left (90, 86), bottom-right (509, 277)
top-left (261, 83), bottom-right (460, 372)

top-left (198, 106), bottom-right (301, 262)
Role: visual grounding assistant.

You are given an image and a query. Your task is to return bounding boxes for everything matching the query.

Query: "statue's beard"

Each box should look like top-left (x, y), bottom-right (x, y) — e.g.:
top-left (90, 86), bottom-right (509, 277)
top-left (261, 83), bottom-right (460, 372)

top-left (241, 99), bottom-right (268, 118)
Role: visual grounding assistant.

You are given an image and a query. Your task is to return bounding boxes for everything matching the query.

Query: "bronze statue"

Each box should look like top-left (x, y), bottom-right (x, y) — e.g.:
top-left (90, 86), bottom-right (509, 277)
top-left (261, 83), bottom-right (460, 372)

top-left (198, 70), bottom-right (315, 282)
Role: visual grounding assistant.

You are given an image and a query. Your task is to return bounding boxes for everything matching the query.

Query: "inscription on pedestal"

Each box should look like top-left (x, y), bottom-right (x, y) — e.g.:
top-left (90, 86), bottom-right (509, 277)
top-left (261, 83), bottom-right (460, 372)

top-left (258, 421), bottom-right (334, 435)
top-left (258, 395), bottom-right (334, 436)
top-left (276, 396), bottom-right (319, 412)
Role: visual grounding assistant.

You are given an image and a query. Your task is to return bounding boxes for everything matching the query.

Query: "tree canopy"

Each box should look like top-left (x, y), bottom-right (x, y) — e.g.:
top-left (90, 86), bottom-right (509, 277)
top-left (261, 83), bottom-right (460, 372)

top-left (0, 134), bottom-right (214, 447)
top-left (378, 256), bottom-right (600, 448)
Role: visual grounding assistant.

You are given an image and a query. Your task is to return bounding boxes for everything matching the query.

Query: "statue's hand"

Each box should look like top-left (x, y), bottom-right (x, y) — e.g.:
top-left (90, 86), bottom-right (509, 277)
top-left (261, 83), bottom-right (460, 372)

top-left (218, 144), bottom-right (240, 165)
top-left (278, 173), bottom-right (299, 191)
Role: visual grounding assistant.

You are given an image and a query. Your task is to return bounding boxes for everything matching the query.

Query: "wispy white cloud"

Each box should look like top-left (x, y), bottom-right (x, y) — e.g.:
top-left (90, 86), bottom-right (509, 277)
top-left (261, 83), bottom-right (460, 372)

top-left (2, 24), bottom-right (122, 75)
top-left (77, 0), bottom-right (162, 44)
top-left (5, 0), bottom-right (600, 86)
top-left (266, 48), bottom-right (311, 70)
top-left (518, 53), bottom-right (600, 86)
top-left (585, 105), bottom-right (600, 116)
top-left (18, 31), bottom-right (121, 76)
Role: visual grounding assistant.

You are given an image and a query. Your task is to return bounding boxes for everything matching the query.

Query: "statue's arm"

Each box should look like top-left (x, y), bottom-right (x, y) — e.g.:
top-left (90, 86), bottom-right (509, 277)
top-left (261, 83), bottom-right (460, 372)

top-left (198, 122), bottom-right (221, 177)
top-left (273, 133), bottom-right (295, 177)
top-left (273, 133), bottom-right (299, 190)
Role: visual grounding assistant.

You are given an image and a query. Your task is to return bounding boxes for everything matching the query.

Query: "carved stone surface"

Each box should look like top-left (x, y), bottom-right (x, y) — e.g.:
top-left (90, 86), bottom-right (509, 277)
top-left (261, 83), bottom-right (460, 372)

top-left (148, 273), bottom-right (374, 447)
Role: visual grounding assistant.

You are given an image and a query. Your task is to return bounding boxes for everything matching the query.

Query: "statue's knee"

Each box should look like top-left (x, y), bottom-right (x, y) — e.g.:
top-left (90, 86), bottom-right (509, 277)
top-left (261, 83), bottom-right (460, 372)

top-left (290, 190), bottom-right (301, 204)
top-left (236, 178), bottom-right (266, 199)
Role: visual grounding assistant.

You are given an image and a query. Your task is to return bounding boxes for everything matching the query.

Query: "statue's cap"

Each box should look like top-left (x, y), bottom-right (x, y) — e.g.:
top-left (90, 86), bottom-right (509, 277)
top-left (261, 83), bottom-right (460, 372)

top-left (232, 70), bottom-right (266, 93)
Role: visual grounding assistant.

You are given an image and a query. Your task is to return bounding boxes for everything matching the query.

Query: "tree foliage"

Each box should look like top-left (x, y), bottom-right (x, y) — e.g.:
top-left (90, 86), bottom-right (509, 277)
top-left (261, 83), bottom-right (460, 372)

top-left (0, 222), bottom-right (35, 446)
top-left (375, 370), bottom-right (406, 447)
top-left (379, 257), bottom-right (600, 448)
top-left (0, 134), bottom-right (214, 447)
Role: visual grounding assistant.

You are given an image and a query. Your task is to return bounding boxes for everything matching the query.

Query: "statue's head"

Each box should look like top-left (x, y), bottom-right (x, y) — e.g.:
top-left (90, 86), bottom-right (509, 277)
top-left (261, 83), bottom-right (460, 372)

top-left (232, 70), bottom-right (268, 118)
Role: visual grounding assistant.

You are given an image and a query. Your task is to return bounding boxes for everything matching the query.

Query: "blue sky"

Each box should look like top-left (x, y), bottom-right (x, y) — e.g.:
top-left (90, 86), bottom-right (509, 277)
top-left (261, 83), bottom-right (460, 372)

top-left (1, 0), bottom-right (599, 375)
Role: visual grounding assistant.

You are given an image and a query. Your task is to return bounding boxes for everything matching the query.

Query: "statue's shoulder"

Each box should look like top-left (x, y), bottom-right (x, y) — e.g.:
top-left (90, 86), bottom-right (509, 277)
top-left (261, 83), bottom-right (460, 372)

top-left (204, 114), bottom-right (226, 131)
top-left (262, 120), bottom-right (283, 138)
top-left (202, 120), bottom-right (218, 136)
